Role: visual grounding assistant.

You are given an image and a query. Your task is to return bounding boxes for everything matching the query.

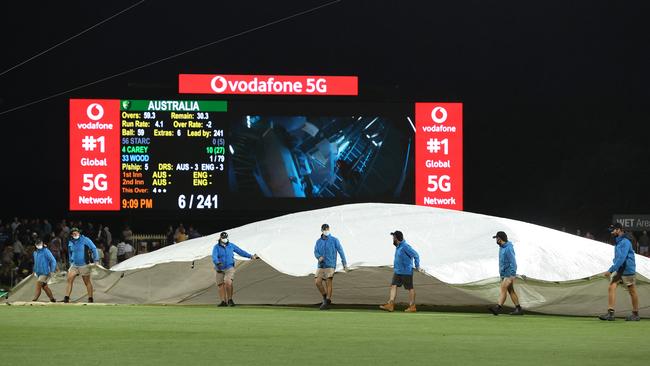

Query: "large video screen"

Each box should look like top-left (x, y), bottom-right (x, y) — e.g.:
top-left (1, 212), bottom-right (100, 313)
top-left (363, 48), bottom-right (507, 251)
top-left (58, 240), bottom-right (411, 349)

top-left (69, 99), bottom-right (462, 212)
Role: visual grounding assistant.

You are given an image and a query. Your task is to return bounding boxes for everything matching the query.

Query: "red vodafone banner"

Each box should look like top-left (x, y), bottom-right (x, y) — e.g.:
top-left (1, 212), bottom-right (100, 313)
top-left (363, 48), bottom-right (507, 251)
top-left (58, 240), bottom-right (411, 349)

top-left (178, 74), bottom-right (358, 96)
top-left (69, 99), bottom-right (120, 211)
top-left (415, 103), bottom-right (463, 210)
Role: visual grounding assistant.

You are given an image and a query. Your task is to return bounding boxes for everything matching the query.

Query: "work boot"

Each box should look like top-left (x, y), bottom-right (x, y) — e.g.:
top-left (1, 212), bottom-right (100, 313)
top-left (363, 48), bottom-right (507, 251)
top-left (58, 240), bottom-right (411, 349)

top-left (88, 297), bottom-right (94, 303)
top-left (379, 302), bottom-right (394, 312)
top-left (599, 310), bottom-right (615, 321)
top-left (625, 313), bottom-right (641, 321)
top-left (217, 301), bottom-right (228, 307)
top-left (404, 305), bottom-right (417, 313)
top-left (50, 298), bottom-right (56, 303)
top-left (63, 296), bottom-right (70, 303)
top-left (509, 306), bottom-right (524, 316)
top-left (319, 299), bottom-right (330, 310)
top-left (228, 299), bottom-right (236, 307)
top-left (488, 305), bottom-right (501, 316)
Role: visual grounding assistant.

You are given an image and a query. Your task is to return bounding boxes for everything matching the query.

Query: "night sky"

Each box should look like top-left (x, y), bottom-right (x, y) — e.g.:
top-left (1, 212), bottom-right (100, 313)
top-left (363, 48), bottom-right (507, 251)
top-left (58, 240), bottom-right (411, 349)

top-left (1, 1), bottom-right (648, 234)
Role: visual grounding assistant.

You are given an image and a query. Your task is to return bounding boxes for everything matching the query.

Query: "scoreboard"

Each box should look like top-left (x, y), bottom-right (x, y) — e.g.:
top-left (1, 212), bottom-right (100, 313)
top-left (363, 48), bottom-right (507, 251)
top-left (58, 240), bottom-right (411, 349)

top-left (70, 98), bottom-right (463, 212)
top-left (70, 99), bottom-right (227, 211)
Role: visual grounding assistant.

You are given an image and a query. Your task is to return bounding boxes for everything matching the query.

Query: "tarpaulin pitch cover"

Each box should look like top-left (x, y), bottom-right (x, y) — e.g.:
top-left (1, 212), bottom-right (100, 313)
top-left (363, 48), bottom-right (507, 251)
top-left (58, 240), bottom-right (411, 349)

top-left (9, 203), bottom-right (650, 316)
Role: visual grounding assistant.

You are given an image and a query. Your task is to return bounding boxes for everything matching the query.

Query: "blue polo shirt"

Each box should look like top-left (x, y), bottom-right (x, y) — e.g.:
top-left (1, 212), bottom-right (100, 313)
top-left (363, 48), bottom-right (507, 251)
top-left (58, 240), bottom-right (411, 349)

top-left (393, 241), bottom-right (420, 275)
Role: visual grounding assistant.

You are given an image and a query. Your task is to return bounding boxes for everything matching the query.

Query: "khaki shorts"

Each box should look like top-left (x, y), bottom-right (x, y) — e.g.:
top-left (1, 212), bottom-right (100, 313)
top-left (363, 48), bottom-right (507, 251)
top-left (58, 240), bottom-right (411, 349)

top-left (611, 272), bottom-right (636, 287)
top-left (315, 268), bottom-right (335, 279)
top-left (37, 275), bottom-right (50, 284)
top-left (69, 265), bottom-right (91, 276)
top-left (216, 268), bottom-right (235, 285)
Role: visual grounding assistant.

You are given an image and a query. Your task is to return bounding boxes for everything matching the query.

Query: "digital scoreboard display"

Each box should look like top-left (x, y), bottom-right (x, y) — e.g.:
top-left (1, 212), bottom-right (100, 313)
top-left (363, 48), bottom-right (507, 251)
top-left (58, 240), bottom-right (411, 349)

top-left (70, 97), bottom-right (463, 212)
top-left (70, 99), bottom-right (228, 211)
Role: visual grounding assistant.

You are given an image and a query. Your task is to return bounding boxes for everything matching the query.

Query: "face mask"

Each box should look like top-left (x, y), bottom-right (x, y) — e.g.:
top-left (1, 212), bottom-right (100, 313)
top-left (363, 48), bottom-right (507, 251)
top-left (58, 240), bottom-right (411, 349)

top-left (220, 238), bottom-right (228, 244)
top-left (36, 244), bottom-right (43, 250)
top-left (72, 234), bottom-right (80, 240)
top-left (322, 231), bottom-right (330, 236)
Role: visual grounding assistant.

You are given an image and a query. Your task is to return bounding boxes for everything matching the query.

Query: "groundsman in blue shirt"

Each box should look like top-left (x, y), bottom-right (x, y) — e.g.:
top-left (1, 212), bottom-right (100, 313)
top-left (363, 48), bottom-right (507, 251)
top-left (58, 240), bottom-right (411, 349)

top-left (599, 223), bottom-right (640, 321)
top-left (63, 227), bottom-right (99, 303)
top-left (488, 231), bottom-right (524, 316)
top-left (211, 232), bottom-right (259, 307)
top-left (380, 231), bottom-right (420, 313)
top-left (32, 237), bottom-right (57, 302)
top-left (314, 224), bottom-right (348, 310)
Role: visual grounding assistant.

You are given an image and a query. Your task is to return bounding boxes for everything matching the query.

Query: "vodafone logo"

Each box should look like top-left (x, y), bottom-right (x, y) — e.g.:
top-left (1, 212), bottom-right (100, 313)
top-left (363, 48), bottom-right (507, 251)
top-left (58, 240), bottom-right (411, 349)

top-left (86, 103), bottom-right (104, 121)
top-left (210, 76), bottom-right (227, 93)
top-left (181, 74), bottom-right (358, 96)
top-left (431, 106), bottom-right (448, 124)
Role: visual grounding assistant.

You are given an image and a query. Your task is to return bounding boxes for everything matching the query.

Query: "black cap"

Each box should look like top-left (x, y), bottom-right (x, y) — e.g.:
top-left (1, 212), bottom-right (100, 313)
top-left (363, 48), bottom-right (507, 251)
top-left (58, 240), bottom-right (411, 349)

top-left (492, 231), bottom-right (508, 241)
top-left (70, 227), bottom-right (81, 233)
top-left (321, 224), bottom-right (329, 231)
top-left (220, 232), bottom-right (228, 239)
top-left (608, 223), bottom-right (623, 232)
top-left (390, 231), bottom-right (404, 241)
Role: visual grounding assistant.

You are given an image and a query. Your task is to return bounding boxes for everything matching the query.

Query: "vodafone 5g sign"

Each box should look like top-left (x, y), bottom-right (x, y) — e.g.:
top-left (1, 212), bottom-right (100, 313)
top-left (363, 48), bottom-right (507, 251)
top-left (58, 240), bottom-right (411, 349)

top-left (178, 74), bottom-right (358, 96)
top-left (69, 99), bottom-right (121, 211)
top-left (415, 103), bottom-right (463, 210)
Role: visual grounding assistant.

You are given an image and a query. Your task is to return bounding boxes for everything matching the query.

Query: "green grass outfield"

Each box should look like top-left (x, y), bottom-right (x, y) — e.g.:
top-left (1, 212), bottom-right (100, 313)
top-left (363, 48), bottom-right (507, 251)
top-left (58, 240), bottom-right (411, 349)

top-left (1, 305), bottom-right (647, 366)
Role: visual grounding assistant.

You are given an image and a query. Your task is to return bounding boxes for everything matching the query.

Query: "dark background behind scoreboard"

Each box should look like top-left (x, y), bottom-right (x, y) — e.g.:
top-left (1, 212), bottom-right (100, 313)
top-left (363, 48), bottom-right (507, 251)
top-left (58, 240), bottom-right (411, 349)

top-left (0, 1), bottom-right (648, 235)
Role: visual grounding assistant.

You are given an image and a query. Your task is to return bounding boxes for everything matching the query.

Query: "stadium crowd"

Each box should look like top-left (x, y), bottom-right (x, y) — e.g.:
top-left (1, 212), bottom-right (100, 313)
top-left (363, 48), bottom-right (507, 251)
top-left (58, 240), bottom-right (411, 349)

top-left (570, 227), bottom-right (649, 255)
top-left (0, 218), bottom-right (203, 287)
